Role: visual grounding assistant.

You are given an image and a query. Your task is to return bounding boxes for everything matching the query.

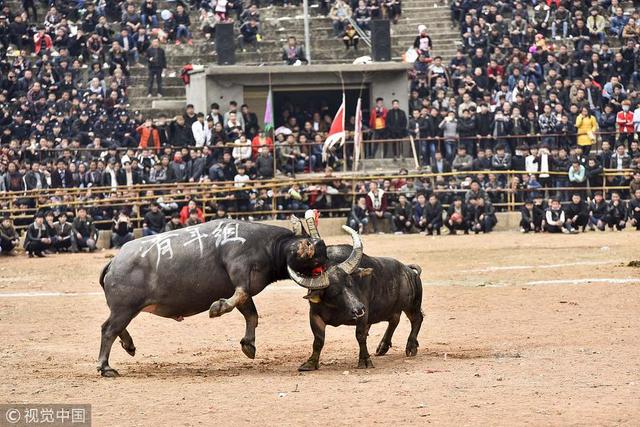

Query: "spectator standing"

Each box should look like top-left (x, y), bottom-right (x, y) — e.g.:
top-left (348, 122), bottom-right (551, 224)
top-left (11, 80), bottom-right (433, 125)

top-left (386, 99), bottom-right (407, 159)
top-left (369, 97), bottom-right (388, 158)
top-left (616, 100), bottom-right (634, 148)
top-left (146, 38), bottom-right (166, 98)
top-left (575, 107), bottom-right (598, 155)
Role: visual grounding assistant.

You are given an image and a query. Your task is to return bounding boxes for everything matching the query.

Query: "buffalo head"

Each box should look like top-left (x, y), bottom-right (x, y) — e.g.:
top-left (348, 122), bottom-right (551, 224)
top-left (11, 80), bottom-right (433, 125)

top-left (288, 225), bottom-right (364, 301)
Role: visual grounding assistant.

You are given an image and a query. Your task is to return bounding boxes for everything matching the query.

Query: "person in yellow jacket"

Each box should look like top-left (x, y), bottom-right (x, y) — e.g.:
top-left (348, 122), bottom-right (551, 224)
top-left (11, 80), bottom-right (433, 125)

top-left (575, 106), bottom-right (598, 155)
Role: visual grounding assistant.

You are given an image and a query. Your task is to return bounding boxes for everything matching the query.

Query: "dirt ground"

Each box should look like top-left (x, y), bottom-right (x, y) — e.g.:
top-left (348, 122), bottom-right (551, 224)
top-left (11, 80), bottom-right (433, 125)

top-left (1, 231), bottom-right (640, 426)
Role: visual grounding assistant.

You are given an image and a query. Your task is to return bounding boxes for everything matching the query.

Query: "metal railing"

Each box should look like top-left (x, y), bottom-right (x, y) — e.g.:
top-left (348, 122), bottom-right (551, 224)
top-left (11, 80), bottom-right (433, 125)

top-left (347, 16), bottom-right (372, 48)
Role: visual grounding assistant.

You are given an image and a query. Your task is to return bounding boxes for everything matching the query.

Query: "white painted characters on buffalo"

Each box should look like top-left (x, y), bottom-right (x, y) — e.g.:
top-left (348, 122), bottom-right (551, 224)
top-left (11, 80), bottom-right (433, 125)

top-left (140, 233), bottom-right (180, 269)
top-left (183, 227), bottom-right (209, 257)
top-left (211, 222), bottom-right (246, 248)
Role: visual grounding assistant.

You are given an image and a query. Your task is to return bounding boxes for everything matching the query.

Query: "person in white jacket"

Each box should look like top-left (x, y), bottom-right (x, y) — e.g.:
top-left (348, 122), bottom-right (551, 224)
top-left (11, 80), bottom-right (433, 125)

top-left (232, 134), bottom-right (252, 163)
top-left (632, 104), bottom-right (640, 133)
top-left (191, 113), bottom-right (207, 147)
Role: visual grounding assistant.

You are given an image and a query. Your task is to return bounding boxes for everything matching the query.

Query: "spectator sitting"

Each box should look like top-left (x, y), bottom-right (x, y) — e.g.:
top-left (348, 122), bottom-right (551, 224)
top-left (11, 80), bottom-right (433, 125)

top-left (179, 199), bottom-right (204, 224)
top-left (0, 215), bottom-right (20, 255)
top-left (606, 192), bottom-right (627, 231)
top-left (469, 197), bottom-right (497, 234)
top-left (342, 23), bottom-right (359, 51)
top-left (72, 207), bottom-right (99, 252)
top-left (174, 4), bottom-right (192, 45)
top-left (353, 1), bottom-right (371, 31)
top-left (238, 18), bottom-right (260, 52)
top-left (112, 210), bottom-right (135, 248)
top-left (53, 212), bottom-right (74, 253)
top-left (24, 213), bottom-right (52, 258)
top-left (628, 188), bottom-right (640, 230)
top-left (348, 195), bottom-right (370, 233)
top-left (564, 193), bottom-right (590, 233)
top-left (544, 198), bottom-right (575, 234)
top-left (445, 197), bottom-right (470, 235)
top-left (185, 208), bottom-right (204, 227)
top-left (282, 36), bottom-right (307, 65)
top-left (143, 202), bottom-right (166, 236)
top-left (589, 191), bottom-right (608, 231)
top-left (329, 0), bottom-right (352, 38)
top-left (393, 194), bottom-right (413, 234)
top-left (365, 181), bottom-right (392, 233)
top-left (165, 213), bottom-right (184, 232)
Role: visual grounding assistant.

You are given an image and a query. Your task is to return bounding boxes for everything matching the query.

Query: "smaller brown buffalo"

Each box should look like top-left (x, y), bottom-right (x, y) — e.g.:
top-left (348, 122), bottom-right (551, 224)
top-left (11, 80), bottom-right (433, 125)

top-left (289, 226), bottom-right (424, 370)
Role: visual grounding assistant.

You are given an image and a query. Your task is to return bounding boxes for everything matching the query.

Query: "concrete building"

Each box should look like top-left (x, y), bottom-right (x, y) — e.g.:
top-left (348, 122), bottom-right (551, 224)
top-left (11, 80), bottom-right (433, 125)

top-left (186, 63), bottom-right (411, 129)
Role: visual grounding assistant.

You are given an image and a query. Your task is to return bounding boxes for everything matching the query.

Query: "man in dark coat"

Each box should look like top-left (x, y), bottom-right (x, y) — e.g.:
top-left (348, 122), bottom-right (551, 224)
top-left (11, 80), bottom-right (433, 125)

top-left (50, 159), bottom-right (74, 188)
top-left (385, 99), bottom-right (408, 158)
top-left (24, 214), bottom-right (52, 257)
top-left (146, 38), bottom-right (166, 97)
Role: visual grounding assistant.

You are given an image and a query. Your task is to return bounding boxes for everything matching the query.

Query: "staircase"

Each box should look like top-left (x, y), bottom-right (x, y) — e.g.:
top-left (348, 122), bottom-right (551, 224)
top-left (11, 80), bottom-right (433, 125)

top-left (3, 0), bottom-right (461, 118)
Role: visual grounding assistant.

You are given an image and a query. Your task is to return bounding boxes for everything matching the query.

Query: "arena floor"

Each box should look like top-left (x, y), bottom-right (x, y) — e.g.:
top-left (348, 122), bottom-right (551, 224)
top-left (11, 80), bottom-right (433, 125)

top-left (1, 231), bottom-right (640, 426)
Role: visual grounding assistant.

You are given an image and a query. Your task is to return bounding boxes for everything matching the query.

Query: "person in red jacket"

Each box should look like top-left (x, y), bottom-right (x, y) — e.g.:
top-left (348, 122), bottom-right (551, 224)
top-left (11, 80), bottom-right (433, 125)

top-left (179, 199), bottom-right (204, 224)
top-left (368, 97), bottom-right (388, 158)
top-left (137, 119), bottom-right (161, 152)
top-left (251, 131), bottom-right (273, 159)
top-left (617, 100), bottom-right (634, 148)
top-left (33, 27), bottom-right (53, 55)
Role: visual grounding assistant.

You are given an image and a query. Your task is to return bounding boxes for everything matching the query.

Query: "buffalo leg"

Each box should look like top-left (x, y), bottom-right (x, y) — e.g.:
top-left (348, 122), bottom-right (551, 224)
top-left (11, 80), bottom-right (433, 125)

top-left (356, 321), bottom-right (374, 369)
top-left (209, 287), bottom-right (248, 318)
top-left (404, 309), bottom-right (424, 357)
top-left (236, 297), bottom-right (258, 359)
top-left (299, 313), bottom-right (326, 371)
top-left (119, 329), bottom-right (136, 356)
top-left (375, 312), bottom-right (401, 356)
top-left (98, 308), bottom-right (138, 377)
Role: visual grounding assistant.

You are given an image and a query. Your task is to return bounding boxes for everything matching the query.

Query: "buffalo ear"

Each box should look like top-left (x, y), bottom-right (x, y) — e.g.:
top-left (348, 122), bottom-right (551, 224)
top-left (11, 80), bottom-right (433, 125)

top-left (354, 268), bottom-right (373, 278)
top-left (303, 290), bottom-right (323, 304)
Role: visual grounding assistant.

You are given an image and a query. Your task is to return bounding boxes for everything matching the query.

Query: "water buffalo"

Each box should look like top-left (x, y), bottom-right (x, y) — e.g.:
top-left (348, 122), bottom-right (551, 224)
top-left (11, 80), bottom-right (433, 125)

top-left (97, 215), bottom-right (360, 377)
top-left (289, 227), bottom-right (424, 371)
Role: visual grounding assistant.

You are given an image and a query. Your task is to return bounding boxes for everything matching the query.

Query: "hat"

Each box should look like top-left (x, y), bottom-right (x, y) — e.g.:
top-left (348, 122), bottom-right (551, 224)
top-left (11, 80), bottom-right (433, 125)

top-left (80, 110), bottom-right (89, 116)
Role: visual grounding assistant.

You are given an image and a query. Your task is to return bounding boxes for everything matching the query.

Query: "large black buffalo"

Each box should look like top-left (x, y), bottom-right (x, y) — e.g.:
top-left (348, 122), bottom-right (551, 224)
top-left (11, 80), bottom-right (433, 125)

top-left (289, 226), bottom-right (424, 371)
top-left (97, 215), bottom-right (362, 377)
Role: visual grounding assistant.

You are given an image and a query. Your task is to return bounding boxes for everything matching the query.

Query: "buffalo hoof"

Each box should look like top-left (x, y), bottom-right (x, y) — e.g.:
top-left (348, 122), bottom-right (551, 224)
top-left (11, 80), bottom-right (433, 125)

top-left (100, 367), bottom-right (120, 378)
top-left (375, 341), bottom-right (391, 356)
top-left (357, 357), bottom-right (374, 369)
top-left (209, 299), bottom-right (233, 318)
top-left (298, 359), bottom-right (319, 371)
top-left (240, 340), bottom-right (256, 359)
top-left (405, 344), bottom-right (418, 357)
top-left (120, 340), bottom-right (136, 357)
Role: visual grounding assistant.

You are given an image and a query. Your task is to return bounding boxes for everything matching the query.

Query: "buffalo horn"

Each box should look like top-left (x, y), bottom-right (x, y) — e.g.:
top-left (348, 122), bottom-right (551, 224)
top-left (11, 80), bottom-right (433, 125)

top-left (304, 209), bottom-right (321, 239)
top-left (287, 265), bottom-right (330, 290)
top-left (336, 225), bottom-right (363, 274)
top-left (290, 215), bottom-right (304, 236)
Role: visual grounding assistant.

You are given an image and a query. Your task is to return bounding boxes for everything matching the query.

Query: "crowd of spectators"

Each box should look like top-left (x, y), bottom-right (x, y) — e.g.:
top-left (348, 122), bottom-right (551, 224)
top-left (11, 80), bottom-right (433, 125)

top-left (2, 0), bottom-right (640, 258)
